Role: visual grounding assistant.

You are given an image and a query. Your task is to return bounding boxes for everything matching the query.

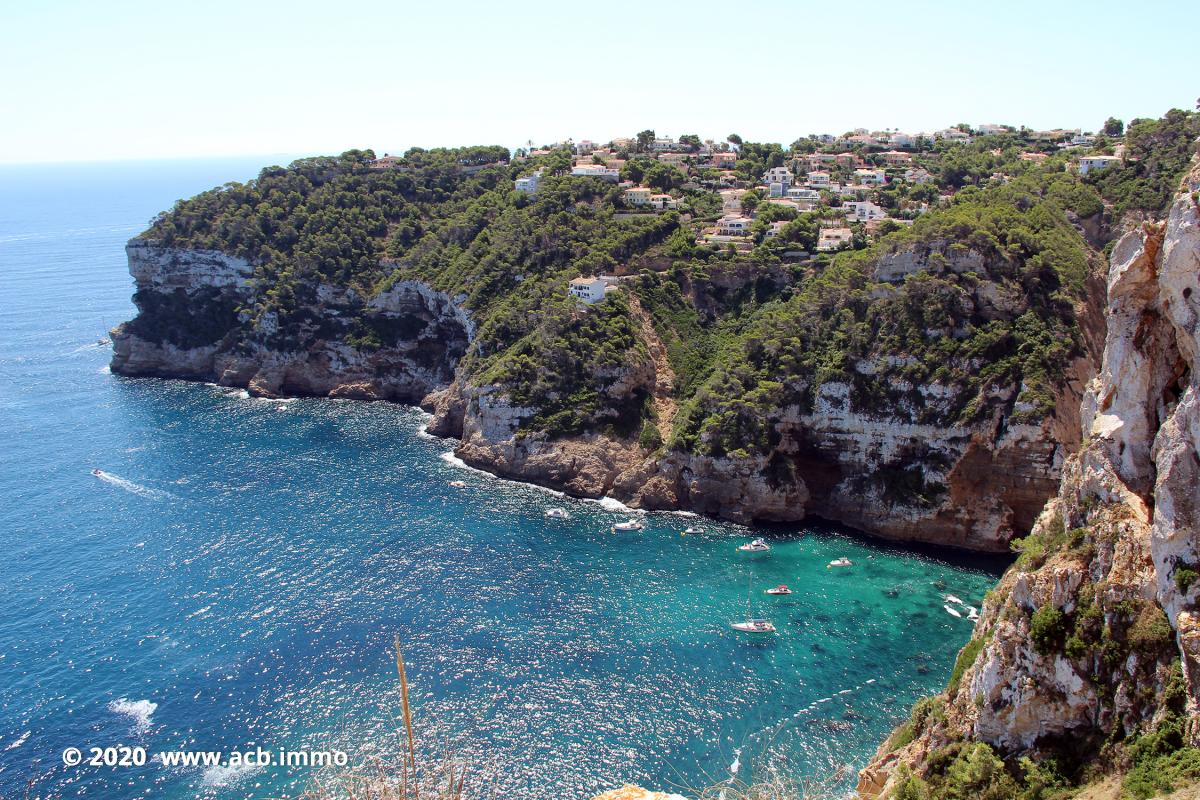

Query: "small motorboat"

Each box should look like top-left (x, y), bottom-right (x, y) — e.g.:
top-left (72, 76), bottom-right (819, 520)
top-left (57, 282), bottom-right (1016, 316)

top-left (765, 584), bottom-right (792, 596)
top-left (448, 480), bottom-right (467, 489)
top-left (828, 557), bottom-right (853, 568)
top-left (944, 604), bottom-right (963, 618)
top-left (731, 618), bottom-right (776, 633)
top-left (945, 594), bottom-right (963, 605)
top-left (966, 606), bottom-right (980, 620)
top-left (738, 538), bottom-right (770, 552)
top-left (682, 526), bottom-right (705, 535)
top-left (612, 519), bottom-right (645, 533)
top-left (91, 468), bottom-right (102, 477)
top-left (545, 508), bottom-right (570, 520)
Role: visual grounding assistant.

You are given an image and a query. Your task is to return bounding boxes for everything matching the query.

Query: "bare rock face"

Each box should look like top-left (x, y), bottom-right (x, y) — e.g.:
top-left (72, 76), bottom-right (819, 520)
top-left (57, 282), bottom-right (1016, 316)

top-left (111, 241), bottom-right (472, 403)
top-left (859, 161), bottom-right (1200, 796)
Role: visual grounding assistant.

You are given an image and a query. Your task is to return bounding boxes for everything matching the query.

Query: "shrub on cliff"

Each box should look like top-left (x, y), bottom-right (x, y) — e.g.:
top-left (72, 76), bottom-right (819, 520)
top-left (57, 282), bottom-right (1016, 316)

top-left (1030, 605), bottom-right (1068, 657)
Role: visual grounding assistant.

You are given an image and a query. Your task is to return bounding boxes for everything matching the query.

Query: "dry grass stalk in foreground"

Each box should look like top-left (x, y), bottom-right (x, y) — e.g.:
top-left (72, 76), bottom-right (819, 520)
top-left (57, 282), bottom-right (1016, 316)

top-left (299, 636), bottom-right (484, 800)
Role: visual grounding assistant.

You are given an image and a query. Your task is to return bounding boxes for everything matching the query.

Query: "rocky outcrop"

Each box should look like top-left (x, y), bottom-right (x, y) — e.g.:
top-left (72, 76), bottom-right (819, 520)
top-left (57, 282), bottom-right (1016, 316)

top-left (112, 240), bottom-right (472, 403)
top-left (858, 160), bottom-right (1200, 795)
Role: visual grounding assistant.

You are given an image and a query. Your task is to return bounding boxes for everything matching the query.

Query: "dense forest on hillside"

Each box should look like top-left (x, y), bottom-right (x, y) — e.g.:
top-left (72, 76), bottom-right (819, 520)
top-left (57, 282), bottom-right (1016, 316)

top-left (140, 110), bottom-right (1199, 451)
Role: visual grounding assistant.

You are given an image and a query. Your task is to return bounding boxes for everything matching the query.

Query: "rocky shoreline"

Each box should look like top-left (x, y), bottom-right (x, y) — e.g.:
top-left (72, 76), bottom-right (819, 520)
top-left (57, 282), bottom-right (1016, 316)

top-left (112, 234), bottom-right (1095, 553)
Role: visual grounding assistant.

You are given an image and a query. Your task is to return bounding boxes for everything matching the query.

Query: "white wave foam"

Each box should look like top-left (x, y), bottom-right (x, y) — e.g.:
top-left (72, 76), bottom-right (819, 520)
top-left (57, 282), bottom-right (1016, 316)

top-left (729, 746), bottom-right (742, 776)
top-left (108, 698), bottom-right (157, 733)
top-left (438, 452), bottom-right (567, 497)
top-left (94, 470), bottom-right (170, 500)
top-left (585, 496), bottom-right (640, 514)
top-left (201, 760), bottom-right (263, 788)
top-left (4, 731), bottom-right (30, 751)
top-left (185, 605), bottom-right (212, 620)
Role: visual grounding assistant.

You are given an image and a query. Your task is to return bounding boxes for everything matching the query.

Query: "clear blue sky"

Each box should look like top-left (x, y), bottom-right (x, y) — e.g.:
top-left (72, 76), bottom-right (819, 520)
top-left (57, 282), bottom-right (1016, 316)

top-left (1, 0), bottom-right (1195, 164)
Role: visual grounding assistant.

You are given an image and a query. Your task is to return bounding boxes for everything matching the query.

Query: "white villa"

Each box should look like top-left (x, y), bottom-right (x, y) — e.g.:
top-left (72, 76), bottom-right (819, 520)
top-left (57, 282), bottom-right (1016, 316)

top-left (844, 200), bottom-right (887, 221)
top-left (817, 227), bottom-right (853, 251)
top-left (568, 276), bottom-right (608, 304)
top-left (904, 167), bottom-right (934, 184)
top-left (514, 170), bottom-right (543, 194)
top-left (1078, 155), bottom-right (1121, 175)
top-left (649, 194), bottom-right (679, 210)
top-left (717, 215), bottom-right (753, 236)
top-left (624, 186), bottom-right (653, 206)
top-left (806, 171), bottom-right (831, 188)
top-left (763, 166), bottom-right (794, 186)
top-left (719, 188), bottom-right (748, 212)
top-left (571, 164), bottom-right (621, 181)
top-left (854, 168), bottom-right (887, 186)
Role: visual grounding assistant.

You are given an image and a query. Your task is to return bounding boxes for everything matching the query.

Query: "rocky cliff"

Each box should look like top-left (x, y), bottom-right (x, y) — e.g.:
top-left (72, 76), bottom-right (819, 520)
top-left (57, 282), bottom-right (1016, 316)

top-left (110, 141), bottom-right (1146, 556)
top-left (112, 240), bottom-right (472, 402)
top-left (857, 160), bottom-right (1200, 798)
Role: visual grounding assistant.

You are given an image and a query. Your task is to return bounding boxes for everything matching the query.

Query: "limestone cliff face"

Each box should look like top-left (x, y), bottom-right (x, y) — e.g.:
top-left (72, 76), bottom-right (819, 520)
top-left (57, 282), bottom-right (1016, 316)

top-left (858, 162), bottom-right (1200, 796)
top-left (111, 240), bottom-right (472, 402)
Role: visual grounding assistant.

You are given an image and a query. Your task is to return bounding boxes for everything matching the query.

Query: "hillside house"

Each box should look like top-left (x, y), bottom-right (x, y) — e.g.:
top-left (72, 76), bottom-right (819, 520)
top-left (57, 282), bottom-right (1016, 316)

top-left (571, 164), bottom-right (621, 181)
top-left (568, 276), bottom-right (608, 304)
top-left (514, 170), bottom-right (543, 194)
top-left (712, 151), bottom-right (737, 168)
top-left (720, 189), bottom-right (748, 212)
top-left (763, 166), bottom-right (794, 187)
top-left (717, 215), bottom-right (753, 236)
top-left (903, 167), bottom-right (934, 184)
top-left (369, 155), bottom-right (405, 170)
top-left (881, 150), bottom-right (912, 165)
top-left (1078, 155), bottom-right (1120, 175)
top-left (806, 171), bottom-right (831, 188)
top-left (854, 168), bottom-right (887, 186)
top-left (624, 186), bottom-right (652, 206)
top-left (649, 194), bottom-right (679, 210)
top-left (817, 227), bottom-right (853, 251)
top-left (844, 200), bottom-right (887, 221)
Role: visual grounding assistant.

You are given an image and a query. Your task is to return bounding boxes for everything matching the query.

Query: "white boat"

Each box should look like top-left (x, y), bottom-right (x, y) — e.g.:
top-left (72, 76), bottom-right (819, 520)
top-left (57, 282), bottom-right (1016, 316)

top-left (682, 526), bottom-right (705, 535)
top-left (612, 519), bottom-right (645, 533)
top-left (448, 480), bottom-right (467, 489)
top-left (91, 468), bottom-right (102, 477)
top-left (738, 538), bottom-right (770, 552)
top-left (731, 618), bottom-right (776, 633)
top-left (945, 594), bottom-right (963, 605)
top-left (544, 508), bottom-right (570, 520)
top-left (966, 606), bottom-right (980, 620)
top-left (765, 584), bottom-right (792, 596)
top-left (944, 604), bottom-right (963, 618)
top-left (828, 557), bottom-right (853, 568)
top-left (732, 574), bottom-right (776, 632)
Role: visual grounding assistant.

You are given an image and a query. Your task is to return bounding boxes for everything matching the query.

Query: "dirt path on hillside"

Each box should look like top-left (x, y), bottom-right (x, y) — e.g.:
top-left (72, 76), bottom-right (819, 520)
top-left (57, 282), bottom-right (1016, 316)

top-left (627, 295), bottom-right (676, 443)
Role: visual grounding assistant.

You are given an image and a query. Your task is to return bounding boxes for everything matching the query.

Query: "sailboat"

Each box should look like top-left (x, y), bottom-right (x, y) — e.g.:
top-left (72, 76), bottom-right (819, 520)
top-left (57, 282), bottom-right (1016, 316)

top-left (731, 574), bottom-right (776, 633)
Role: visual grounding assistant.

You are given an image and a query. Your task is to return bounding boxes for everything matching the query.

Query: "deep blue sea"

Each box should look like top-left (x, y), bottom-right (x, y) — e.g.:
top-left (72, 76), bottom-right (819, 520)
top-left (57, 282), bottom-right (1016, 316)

top-left (0, 159), bottom-right (1003, 799)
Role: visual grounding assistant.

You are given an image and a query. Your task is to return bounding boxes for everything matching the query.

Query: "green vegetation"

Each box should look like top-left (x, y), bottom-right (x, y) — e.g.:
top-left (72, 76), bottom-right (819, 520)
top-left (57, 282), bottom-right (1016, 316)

top-left (133, 109), bottom-right (1198, 453)
top-left (947, 636), bottom-right (986, 695)
top-left (1030, 605), bottom-right (1068, 657)
top-left (1173, 563), bottom-right (1198, 595)
top-left (1086, 109), bottom-right (1200, 216)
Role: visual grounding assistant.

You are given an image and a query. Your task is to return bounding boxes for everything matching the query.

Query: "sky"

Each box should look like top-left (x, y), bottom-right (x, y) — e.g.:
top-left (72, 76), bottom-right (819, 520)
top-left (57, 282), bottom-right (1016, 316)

top-left (0, 0), bottom-right (1196, 164)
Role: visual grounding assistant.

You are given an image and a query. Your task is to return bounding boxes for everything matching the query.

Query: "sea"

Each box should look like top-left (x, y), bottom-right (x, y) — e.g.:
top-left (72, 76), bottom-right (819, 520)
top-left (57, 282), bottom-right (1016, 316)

top-left (0, 158), bottom-right (1004, 799)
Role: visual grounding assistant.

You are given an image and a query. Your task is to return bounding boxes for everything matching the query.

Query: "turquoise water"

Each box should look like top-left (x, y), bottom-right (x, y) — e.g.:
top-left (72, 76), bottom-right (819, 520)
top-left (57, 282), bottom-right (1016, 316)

top-left (0, 160), bottom-right (1003, 799)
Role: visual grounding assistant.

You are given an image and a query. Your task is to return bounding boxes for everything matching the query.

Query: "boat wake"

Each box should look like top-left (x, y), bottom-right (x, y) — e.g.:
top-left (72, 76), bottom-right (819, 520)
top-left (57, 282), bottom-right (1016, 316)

top-left (93, 470), bottom-right (171, 500)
